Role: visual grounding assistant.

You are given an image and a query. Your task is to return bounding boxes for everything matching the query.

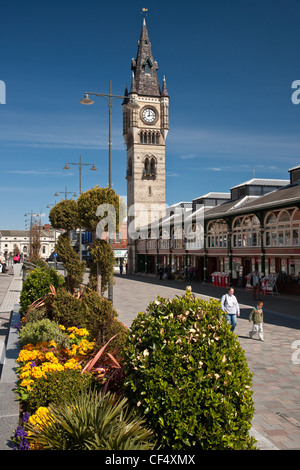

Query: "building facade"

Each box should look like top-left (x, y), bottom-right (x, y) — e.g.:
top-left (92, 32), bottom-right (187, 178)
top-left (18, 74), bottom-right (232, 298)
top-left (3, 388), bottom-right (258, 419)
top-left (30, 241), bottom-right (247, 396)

top-left (134, 167), bottom-right (300, 295)
top-left (123, 19), bottom-right (169, 273)
top-left (0, 225), bottom-right (56, 262)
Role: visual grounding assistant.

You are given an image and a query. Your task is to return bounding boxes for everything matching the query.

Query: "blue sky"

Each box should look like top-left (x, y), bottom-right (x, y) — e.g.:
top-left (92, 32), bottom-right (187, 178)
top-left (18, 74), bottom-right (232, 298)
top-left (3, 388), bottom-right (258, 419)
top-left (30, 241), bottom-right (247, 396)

top-left (1, 0), bottom-right (300, 229)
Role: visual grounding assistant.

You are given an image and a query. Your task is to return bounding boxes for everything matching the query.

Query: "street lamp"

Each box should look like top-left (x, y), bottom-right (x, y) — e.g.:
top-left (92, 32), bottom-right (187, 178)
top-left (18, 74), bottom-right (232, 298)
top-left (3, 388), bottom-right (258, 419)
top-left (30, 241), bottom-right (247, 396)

top-left (54, 186), bottom-right (77, 200)
top-left (80, 80), bottom-right (139, 189)
top-left (80, 81), bottom-right (139, 302)
top-left (63, 155), bottom-right (98, 261)
top-left (46, 202), bottom-right (59, 268)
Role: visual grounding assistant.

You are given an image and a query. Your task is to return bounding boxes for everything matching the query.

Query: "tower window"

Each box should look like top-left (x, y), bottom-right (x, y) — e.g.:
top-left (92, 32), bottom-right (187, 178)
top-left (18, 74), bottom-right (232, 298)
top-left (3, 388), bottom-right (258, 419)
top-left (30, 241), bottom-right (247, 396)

top-left (143, 156), bottom-right (157, 179)
top-left (148, 186), bottom-right (152, 196)
top-left (143, 56), bottom-right (153, 74)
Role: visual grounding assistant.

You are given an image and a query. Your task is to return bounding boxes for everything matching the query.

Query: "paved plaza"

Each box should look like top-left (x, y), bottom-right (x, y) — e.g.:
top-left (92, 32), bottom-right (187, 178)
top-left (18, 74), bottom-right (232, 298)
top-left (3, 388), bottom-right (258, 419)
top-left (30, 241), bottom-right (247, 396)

top-left (113, 273), bottom-right (300, 451)
top-left (1, 266), bottom-right (300, 450)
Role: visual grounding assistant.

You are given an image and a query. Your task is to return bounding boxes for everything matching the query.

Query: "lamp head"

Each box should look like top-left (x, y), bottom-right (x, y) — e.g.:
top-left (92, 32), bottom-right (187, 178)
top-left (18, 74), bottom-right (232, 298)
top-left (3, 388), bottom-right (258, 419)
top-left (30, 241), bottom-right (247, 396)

top-left (80, 93), bottom-right (94, 105)
top-left (90, 164), bottom-right (98, 171)
top-left (63, 163), bottom-right (70, 170)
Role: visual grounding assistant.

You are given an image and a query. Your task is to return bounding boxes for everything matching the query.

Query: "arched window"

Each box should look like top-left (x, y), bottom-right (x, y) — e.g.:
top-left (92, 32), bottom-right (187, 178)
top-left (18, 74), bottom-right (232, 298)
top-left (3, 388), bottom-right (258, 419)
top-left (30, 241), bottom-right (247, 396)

top-left (292, 209), bottom-right (300, 245)
top-left (265, 211), bottom-right (277, 246)
top-left (207, 220), bottom-right (228, 248)
top-left (232, 217), bottom-right (242, 247)
top-left (143, 157), bottom-right (150, 176)
top-left (143, 156), bottom-right (156, 179)
top-left (150, 157), bottom-right (156, 176)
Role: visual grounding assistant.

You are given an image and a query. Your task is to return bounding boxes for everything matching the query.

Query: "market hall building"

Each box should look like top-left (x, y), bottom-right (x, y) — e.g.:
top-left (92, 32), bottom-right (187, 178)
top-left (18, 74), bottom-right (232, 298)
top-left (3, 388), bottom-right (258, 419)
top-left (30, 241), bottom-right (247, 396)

top-left (134, 166), bottom-right (300, 296)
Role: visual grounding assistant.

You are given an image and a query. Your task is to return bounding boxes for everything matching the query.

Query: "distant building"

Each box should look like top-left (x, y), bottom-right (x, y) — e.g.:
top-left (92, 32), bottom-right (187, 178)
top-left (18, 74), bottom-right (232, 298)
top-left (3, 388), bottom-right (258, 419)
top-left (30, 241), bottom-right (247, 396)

top-left (0, 224), bottom-right (56, 261)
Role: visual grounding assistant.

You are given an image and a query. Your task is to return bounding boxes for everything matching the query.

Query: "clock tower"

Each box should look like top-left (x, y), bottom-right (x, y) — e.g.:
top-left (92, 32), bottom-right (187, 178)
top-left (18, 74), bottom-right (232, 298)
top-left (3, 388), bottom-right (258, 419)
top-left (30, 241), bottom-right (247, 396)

top-left (123, 18), bottom-right (169, 273)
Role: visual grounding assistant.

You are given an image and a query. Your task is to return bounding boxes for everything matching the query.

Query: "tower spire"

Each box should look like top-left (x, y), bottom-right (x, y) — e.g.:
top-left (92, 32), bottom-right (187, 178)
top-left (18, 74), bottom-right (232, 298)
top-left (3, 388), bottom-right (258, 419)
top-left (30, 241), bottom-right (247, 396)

top-left (130, 18), bottom-right (160, 96)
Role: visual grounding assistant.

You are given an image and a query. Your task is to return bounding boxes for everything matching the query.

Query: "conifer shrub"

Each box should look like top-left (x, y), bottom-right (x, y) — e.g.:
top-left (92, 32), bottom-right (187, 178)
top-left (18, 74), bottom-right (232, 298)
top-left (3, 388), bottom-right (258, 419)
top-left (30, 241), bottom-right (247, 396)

top-left (123, 289), bottom-right (256, 450)
top-left (50, 287), bottom-right (126, 350)
top-left (19, 318), bottom-right (69, 349)
top-left (19, 267), bottom-right (64, 314)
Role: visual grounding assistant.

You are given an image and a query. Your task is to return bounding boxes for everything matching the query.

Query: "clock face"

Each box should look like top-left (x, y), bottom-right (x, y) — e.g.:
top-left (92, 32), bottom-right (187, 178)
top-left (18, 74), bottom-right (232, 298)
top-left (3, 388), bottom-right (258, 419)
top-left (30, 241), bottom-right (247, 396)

top-left (142, 108), bottom-right (156, 123)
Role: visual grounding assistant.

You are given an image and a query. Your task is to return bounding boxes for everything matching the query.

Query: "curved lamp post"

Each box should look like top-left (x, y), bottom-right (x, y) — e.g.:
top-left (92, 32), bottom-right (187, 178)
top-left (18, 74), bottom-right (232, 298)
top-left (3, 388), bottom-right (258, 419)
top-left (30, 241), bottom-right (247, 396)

top-left (79, 81), bottom-right (139, 303)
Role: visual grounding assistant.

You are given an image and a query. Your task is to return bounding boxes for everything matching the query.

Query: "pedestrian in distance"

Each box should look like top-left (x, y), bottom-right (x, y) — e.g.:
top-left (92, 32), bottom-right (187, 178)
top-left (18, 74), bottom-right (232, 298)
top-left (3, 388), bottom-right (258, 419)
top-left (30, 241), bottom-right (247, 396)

top-left (250, 270), bottom-right (261, 300)
top-left (249, 300), bottom-right (264, 341)
top-left (221, 287), bottom-right (240, 332)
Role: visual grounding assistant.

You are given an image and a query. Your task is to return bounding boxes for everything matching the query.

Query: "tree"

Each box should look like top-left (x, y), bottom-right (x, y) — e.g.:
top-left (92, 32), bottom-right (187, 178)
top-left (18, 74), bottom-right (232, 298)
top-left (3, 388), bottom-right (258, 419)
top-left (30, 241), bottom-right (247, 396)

top-left (89, 239), bottom-right (115, 295)
top-left (55, 233), bottom-right (86, 292)
top-left (77, 186), bottom-right (124, 234)
top-left (77, 186), bottom-right (125, 295)
top-left (49, 199), bottom-right (78, 233)
top-left (30, 219), bottom-right (42, 260)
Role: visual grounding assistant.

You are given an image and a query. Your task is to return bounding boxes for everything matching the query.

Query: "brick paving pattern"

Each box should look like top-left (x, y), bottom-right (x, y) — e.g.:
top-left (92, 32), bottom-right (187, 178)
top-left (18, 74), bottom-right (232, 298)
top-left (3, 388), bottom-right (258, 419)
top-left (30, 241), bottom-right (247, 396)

top-left (113, 273), bottom-right (300, 450)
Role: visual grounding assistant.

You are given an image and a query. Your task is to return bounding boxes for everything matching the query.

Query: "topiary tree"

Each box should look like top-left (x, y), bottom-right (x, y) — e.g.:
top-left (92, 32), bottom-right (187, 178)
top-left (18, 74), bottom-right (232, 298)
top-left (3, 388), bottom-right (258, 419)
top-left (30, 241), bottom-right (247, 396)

top-left (48, 199), bottom-right (79, 233)
top-left (77, 186), bottom-right (125, 295)
top-left (88, 239), bottom-right (115, 295)
top-left (77, 186), bottom-right (123, 234)
top-left (19, 267), bottom-right (65, 314)
top-left (123, 288), bottom-right (256, 450)
top-left (55, 233), bottom-right (86, 293)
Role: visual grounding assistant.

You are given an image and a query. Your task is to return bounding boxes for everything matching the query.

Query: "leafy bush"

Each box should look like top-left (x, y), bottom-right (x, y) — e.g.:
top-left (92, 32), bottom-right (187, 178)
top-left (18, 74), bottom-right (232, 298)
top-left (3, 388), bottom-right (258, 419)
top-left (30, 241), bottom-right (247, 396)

top-left (123, 289), bottom-right (256, 450)
top-left (25, 369), bottom-right (97, 414)
top-left (49, 287), bottom-right (125, 350)
top-left (26, 389), bottom-right (156, 450)
top-left (19, 318), bottom-right (69, 349)
top-left (19, 267), bottom-right (64, 314)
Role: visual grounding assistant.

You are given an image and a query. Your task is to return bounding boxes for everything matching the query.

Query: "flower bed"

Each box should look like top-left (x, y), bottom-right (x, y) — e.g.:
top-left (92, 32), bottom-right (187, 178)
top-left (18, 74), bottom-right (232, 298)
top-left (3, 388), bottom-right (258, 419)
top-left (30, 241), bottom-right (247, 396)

top-left (12, 325), bottom-right (98, 450)
top-left (16, 326), bottom-right (94, 400)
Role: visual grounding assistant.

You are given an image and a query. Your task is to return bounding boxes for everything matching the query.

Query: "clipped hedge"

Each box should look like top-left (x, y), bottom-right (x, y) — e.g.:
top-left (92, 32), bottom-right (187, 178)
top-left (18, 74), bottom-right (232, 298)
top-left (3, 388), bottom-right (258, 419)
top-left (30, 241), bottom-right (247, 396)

top-left (123, 289), bottom-right (256, 450)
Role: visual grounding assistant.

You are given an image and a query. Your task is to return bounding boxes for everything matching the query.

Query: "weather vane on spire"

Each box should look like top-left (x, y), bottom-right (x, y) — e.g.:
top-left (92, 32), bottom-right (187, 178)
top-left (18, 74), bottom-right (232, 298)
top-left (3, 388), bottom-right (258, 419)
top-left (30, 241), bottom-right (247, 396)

top-left (141, 7), bottom-right (148, 19)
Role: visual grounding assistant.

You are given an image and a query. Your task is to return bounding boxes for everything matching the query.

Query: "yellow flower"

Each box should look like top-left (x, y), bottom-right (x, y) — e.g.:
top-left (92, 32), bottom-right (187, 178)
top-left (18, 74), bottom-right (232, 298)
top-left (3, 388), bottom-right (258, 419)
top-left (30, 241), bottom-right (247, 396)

top-left (31, 367), bottom-right (46, 379)
top-left (28, 407), bottom-right (52, 428)
top-left (20, 370), bottom-right (31, 379)
top-left (20, 378), bottom-right (34, 390)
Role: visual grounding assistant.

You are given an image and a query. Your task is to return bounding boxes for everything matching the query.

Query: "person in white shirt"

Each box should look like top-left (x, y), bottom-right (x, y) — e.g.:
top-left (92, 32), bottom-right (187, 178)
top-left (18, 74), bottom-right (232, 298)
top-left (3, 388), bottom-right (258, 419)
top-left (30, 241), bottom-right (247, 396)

top-left (221, 287), bottom-right (240, 332)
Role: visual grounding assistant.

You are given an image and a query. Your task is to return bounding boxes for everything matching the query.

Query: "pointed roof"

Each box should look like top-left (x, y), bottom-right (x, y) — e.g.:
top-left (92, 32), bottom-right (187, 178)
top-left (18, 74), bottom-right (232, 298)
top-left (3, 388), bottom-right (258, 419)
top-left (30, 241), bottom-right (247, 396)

top-left (130, 19), bottom-right (161, 97)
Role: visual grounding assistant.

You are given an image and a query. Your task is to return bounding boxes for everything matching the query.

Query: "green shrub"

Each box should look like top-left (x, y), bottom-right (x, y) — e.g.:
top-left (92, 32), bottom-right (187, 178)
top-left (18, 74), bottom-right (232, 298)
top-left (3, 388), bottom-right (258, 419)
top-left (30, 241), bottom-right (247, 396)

top-left (123, 289), bottom-right (256, 450)
top-left (26, 389), bottom-right (156, 450)
top-left (25, 306), bottom-right (47, 323)
top-left (50, 287), bottom-right (123, 350)
top-left (19, 318), bottom-right (69, 349)
top-left (55, 233), bottom-right (86, 292)
top-left (25, 369), bottom-right (97, 414)
top-left (19, 267), bottom-right (64, 314)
